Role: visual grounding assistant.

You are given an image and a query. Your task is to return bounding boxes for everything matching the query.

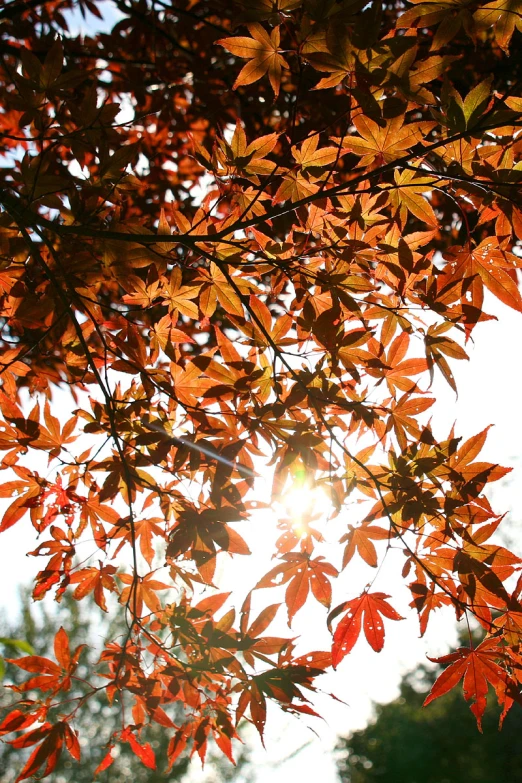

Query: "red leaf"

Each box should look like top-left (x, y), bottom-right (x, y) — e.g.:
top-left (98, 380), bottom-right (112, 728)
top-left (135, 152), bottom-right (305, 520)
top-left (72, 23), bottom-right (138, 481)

top-left (167, 730), bottom-right (188, 771)
top-left (0, 709), bottom-right (45, 737)
top-left (6, 655), bottom-right (60, 675)
top-left (13, 724), bottom-right (66, 782)
top-left (94, 747), bottom-right (115, 776)
top-left (423, 638), bottom-right (511, 730)
top-left (330, 592), bottom-right (403, 667)
top-left (123, 729), bottom-right (156, 770)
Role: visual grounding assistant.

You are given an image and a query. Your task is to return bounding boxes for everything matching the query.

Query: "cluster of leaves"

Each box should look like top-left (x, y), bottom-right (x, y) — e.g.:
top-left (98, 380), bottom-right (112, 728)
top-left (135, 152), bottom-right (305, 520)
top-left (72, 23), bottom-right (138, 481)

top-left (1, 0), bottom-right (522, 778)
top-left (0, 589), bottom-right (252, 783)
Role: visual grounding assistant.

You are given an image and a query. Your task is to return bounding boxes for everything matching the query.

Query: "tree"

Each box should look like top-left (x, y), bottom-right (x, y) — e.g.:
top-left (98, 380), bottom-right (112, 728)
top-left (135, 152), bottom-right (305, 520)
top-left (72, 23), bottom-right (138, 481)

top-left (1, 0), bottom-right (522, 778)
top-left (336, 641), bottom-right (522, 783)
top-left (0, 592), bottom-right (253, 783)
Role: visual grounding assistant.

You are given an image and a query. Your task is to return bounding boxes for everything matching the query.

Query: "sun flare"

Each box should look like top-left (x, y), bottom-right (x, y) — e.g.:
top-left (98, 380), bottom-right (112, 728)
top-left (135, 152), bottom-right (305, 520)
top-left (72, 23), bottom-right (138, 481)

top-left (279, 480), bottom-right (327, 534)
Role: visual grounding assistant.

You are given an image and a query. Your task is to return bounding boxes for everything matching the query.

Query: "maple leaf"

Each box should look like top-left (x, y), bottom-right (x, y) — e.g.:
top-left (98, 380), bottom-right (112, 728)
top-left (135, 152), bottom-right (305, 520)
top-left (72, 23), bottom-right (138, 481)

top-left (170, 361), bottom-right (213, 407)
top-left (69, 563), bottom-right (117, 611)
top-left (386, 394), bottom-right (435, 451)
top-left (273, 169), bottom-right (319, 204)
top-left (121, 275), bottom-right (162, 308)
top-left (218, 24), bottom-right (289, 96)
top-left (207, 262), bottom-right (245, 317)
top-left (230, 186), bottom-right (270, 219)
top-left (424, 321), bottom-right (468, 392)
top-left (239, 599), bottom-right (289, 665)
top-left (424, 638), bottom-right (513, 729)
top-left (0, 475), bottom-right (42, 533)
top-left (241, 294), bottom-right (293, 347)
top-left (8, 721), bottom-right (79, 783)
top-left (397, 0), bottom-right (476, 48)
top-left (340, 523), bottom-right (390, 568)
top-left (441, 237), bottom-right (522, 314)
top-left (330, 592), bottom-right (403, 667)
top-left (118, 572), bottom-right (171, 616)
top-left (121, 727), bottom-right (156, 770)
top-left (94, 746), bottom-right (115, 776)
top-left (409, 581), bottom-right (453, 636)
top-left (303, 28), bottom-right (358, 90)
top-left (340, 115), bottom-right (435, 168)
top-left (369, 331), bottom-right (429, 395)
top-left (215, 121), bottom-right (278, 182)
top-left (388, 169), bottom-right (438, 227)
top-left (6, 628), bottom-right (84, 695)
top-left (256, 553), bottom-right (338, 622)
top-left (234, 0), bottom-right (302, 23)
top-left (150, 313), bottom-right (196, 358)
top-left (493, 608), bottom-right (522, 647)
top-left (292, 134), bottom-right (341, 170)
top-left (111, 516), bottom-right (165, 566)
top-left (160, 268), bottom-right (200, 319)
top-left (273, 135), bottom-right (343, 202)
top-left (474, 0), bottom-right (522, 51)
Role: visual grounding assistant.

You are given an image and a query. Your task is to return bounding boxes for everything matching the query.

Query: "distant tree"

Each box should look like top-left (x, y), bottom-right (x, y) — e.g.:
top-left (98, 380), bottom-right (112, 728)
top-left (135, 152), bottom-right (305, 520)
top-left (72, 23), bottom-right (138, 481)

top-left (0, 591), bottom-right (251, 783)
top-left (336, 652), bottom-right (522, 783)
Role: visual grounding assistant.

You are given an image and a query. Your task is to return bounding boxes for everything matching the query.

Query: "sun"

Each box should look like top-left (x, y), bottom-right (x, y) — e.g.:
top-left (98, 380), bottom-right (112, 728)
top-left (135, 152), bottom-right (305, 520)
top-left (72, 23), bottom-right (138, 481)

top-left (279, 473), bottom-right (327, 535)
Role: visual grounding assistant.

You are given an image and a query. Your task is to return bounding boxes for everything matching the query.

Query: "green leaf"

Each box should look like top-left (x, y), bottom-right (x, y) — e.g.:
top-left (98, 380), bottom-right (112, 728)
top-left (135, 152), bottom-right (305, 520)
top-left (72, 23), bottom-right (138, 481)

top-left (464, 77), bottom-right (493, 128)
top-left (0, 637), bottom-right (35, 655)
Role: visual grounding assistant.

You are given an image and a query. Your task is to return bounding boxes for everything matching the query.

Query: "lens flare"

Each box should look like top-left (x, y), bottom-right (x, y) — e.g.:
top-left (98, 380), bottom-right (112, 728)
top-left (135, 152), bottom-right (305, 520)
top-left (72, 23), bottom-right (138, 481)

top-left (280, 476), bottom-right (326, 534)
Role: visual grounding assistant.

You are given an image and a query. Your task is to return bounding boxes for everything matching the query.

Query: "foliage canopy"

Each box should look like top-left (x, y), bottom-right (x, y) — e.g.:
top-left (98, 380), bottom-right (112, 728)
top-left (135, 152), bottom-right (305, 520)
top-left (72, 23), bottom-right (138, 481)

top-left (1, 0), bottom-right (522, 778)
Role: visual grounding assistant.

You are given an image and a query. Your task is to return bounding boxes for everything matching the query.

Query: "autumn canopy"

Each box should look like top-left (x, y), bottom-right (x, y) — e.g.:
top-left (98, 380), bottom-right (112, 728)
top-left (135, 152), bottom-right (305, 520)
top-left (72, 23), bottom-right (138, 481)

top-left (1, 0), bottom-right (522, 778)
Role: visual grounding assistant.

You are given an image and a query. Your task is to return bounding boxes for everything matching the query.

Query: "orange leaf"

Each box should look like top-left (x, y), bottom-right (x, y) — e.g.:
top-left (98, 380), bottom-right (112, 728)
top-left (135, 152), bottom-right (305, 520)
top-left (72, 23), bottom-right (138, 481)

top-left (54, 627), bottom-right (70, 670)
top-left (217, 24), bottom-right (289, 96)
